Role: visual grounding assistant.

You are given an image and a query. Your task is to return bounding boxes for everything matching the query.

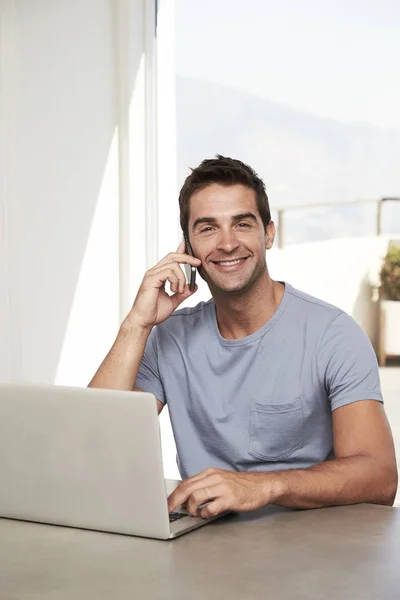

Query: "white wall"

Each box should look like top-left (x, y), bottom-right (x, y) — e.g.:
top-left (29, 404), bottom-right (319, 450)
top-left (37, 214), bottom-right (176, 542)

top-left (1, 0), bottom-right (180, 478)
top-left (268, 235), bottom-right (395, 352)
top-left (0, 0), bottom-right (155, 386)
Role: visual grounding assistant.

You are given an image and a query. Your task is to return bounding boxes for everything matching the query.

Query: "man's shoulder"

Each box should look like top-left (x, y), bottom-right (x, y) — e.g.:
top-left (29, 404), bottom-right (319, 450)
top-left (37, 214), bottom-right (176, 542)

top-left (156, 299), bottom-right (214, 336)
top-left (172, 299), bottom-right (213, 318)
top-left (285, 283), bottom-right (368, 345)
top-left (285, 282), bottom-right (344, 321)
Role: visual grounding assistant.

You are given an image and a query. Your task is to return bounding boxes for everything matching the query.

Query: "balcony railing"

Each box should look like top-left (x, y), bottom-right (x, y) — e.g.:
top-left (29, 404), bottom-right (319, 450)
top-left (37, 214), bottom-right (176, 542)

top-left (275, 197), bottom-right (400, 249)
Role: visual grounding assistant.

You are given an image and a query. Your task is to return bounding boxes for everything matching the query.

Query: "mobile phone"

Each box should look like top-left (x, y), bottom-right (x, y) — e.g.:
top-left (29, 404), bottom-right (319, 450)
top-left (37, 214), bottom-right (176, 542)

top-left (183, 236), bottom-right (197, 291)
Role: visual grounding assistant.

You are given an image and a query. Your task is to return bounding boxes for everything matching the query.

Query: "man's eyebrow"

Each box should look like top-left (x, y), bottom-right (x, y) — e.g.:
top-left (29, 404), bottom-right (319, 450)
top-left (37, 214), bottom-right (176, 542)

top-left (192, 216), bottom-right (218, 230)
top-left (231, 212), bottom-right (258, 223)
top-left (192, 213), bottom-right (258, 230)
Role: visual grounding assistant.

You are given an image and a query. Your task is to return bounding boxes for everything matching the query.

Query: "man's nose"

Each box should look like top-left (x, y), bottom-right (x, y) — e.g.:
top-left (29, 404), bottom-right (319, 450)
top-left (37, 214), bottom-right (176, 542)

top-left (216, 229), bottom-right (240, 253)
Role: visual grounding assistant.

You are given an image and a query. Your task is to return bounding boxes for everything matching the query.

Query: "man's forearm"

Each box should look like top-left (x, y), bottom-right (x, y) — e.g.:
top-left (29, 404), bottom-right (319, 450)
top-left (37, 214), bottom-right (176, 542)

top-left (88, 316), bottom-right (151, 390)
top-left (265, 455), bottom-right (397, 509)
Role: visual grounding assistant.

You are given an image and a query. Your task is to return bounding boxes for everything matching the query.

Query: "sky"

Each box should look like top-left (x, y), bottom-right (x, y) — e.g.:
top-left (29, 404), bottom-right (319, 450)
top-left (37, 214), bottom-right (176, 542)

top-left (175, 0), bottom-right (400, 128)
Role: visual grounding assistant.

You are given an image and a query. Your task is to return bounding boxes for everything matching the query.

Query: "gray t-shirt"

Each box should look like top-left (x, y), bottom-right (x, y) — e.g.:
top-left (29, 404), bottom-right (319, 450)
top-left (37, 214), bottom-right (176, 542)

top-left (135, 282), bottom-right (383, 479)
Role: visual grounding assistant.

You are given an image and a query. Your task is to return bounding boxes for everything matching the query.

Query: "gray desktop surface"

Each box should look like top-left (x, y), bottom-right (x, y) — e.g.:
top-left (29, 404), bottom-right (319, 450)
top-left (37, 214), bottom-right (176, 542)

top-left (1, 503), bottom-right (399, 600)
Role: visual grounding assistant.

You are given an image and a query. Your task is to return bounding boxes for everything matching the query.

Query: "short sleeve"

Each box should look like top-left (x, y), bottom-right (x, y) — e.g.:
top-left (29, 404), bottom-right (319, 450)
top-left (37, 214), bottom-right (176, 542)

top-left (134, 327), bottom-right (166, 404)
top-left (317, 312), bottom-right (383, 411)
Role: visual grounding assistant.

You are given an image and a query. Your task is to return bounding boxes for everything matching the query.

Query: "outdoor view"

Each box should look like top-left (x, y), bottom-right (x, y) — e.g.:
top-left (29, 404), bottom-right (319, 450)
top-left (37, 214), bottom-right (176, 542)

top-left (174, 0), bottom-right (400, 244)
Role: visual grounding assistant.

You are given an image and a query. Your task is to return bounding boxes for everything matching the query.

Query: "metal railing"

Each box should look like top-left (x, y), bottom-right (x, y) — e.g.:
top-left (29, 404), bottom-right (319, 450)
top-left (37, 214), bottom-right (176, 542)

top-left (275, 197), bottom-right (400, 249)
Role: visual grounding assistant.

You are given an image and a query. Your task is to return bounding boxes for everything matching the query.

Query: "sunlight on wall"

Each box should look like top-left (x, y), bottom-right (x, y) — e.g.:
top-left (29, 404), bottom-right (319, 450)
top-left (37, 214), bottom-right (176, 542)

top-left (121, 52), bottom-right (147, 316)
top-left (55, 132), bottom-right (119, 387)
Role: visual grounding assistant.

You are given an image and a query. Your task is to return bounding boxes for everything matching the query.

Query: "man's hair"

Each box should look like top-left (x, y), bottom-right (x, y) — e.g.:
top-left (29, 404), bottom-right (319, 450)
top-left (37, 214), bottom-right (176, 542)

top-left (179, 155), bottom-right (271, 238)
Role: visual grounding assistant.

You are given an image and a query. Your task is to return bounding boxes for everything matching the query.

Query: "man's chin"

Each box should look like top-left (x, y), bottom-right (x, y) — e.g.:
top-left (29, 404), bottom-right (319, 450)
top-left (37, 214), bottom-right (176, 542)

top-left (207, 277), bottom-right (253, 296)
top-left (201, 265), bottom-right (267, 297)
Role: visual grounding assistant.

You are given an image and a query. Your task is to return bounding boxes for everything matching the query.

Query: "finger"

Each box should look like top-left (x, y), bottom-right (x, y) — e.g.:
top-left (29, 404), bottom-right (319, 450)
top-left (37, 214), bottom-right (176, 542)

top-left (148, 265), bottom-right (186, 294)
top-left (168, 480), bottom-right (195, 513)
top-left (156, 252), bottom-right (201, 269)
top-left (168, 273), bottom-right (179, 294)
top-left (158, 268), bottom-right (179, 293)
top-left (169, 283), bottom-right (198, 310)
top-left (186, 484), bottom-right (224, 516)
top-left (168, 472), bottom-right (221, 512)
top-left (200, 497), bottom-right (226, 519)
top-left (176, 240), bottom-right (185, 253)
top-left (170, 468), bottom-right (218, 503)
top-left (168, 476), bottom-right (208, 513)
top-left (151, 263), bottom-right (187, 293)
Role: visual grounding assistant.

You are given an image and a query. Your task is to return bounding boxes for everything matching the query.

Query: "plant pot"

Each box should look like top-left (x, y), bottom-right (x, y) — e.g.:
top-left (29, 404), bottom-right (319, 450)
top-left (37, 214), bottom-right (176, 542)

top-left (379, 300), bottom-right (400, 366)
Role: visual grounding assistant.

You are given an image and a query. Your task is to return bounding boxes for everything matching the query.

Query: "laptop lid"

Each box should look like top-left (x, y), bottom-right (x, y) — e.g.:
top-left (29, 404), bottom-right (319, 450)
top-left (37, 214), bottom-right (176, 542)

top-left (0, 382), bottom-right (171, 539)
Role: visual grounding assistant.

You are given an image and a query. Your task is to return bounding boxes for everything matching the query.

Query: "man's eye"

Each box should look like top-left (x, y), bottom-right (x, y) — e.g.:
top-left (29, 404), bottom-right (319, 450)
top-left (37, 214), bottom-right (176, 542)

top-left (200, 227), bottom-right (214, 233)
top-left (237, 222), bottom-right (250, 228)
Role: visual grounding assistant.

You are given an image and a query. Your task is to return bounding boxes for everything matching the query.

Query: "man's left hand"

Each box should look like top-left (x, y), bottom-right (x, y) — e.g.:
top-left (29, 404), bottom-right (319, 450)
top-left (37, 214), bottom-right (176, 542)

top-left (167, 468), bottom-right (274, 518)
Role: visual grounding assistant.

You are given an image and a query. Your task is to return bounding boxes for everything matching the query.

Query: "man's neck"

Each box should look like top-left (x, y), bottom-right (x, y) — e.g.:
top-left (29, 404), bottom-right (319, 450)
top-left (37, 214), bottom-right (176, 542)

top-left (213, 276), bottom-right (285, 340)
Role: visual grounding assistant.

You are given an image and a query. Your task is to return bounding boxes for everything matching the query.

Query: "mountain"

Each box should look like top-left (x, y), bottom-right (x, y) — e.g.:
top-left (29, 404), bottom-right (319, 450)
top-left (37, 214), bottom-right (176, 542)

top-left (176, 76), bottom-right (400, 244)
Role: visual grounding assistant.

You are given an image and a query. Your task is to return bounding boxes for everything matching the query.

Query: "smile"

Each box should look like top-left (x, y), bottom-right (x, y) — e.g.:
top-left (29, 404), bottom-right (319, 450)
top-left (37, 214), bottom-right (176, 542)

top-left (212, 257), bottom-right (248, 268)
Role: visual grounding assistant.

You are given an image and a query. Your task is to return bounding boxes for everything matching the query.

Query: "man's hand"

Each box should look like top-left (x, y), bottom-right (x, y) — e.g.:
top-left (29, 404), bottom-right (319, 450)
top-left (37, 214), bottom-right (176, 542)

top-left (129, 241), bottom-right (201, 330)
top-left (167, 468), bottom-right (276, 518)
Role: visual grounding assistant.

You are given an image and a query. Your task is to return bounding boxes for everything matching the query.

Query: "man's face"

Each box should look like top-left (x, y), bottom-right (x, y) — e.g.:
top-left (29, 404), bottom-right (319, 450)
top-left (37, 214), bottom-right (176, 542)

top-left (188, 183), bottom-right (275, 295)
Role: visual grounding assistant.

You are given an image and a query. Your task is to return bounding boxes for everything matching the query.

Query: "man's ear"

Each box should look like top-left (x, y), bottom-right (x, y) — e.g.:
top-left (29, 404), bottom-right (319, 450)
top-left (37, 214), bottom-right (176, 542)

top-left (265, 220), bottom-right (276, 250)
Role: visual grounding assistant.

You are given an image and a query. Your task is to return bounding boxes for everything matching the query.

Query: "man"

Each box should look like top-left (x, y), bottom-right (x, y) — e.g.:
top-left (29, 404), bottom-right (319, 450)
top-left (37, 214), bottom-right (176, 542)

top-left (89, 155), bottom-right (398, 519)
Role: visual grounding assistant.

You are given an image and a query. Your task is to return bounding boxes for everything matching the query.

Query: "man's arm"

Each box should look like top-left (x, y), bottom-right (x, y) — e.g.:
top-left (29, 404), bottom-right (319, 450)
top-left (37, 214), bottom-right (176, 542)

top-left (272, 399), bottom-right (397, 509)
top-left (87, 317), bottom-right (164, 414)
top-left (88, 242), bottom-right (200, 416)
top-left (88, 316), bottom-right (150, 391)
top-left (168, 400), bottom-right (398, 516)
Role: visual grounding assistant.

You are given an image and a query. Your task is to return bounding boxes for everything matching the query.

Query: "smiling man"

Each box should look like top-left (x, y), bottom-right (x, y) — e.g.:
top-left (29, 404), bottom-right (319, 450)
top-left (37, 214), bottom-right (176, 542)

top-left (89, 155), bottom-right (398, 518)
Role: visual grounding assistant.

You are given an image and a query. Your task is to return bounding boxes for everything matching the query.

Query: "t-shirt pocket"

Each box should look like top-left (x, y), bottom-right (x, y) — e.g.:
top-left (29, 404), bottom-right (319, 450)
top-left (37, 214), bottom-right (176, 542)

top-left (249, 398), bottom-right (304, 461)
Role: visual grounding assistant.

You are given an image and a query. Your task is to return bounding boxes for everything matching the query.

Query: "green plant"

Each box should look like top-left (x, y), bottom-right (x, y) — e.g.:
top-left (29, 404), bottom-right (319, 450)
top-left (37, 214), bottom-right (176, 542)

top-left (380, 245), bottom-right (400, 301)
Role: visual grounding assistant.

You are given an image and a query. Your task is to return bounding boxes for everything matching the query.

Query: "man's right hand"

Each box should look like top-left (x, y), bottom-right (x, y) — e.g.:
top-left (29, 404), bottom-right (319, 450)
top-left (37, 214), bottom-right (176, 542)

top-left (129, 241), bottom-right (201, 330)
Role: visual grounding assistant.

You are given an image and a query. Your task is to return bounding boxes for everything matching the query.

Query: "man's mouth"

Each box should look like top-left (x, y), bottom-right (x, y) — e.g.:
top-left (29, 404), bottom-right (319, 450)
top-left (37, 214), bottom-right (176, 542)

top-left (211, 257), bottom-right (249, 268)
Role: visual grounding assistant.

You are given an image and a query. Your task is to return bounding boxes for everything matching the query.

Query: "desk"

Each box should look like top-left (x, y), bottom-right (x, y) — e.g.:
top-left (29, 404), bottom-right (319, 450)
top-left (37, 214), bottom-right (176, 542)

top-left (1, 504), bottom-right (399, 600)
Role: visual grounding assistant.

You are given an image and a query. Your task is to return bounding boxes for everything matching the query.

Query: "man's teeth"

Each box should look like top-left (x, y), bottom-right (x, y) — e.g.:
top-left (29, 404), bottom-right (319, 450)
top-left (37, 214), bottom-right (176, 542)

top-left (217, 259), bottom-right (245, 266)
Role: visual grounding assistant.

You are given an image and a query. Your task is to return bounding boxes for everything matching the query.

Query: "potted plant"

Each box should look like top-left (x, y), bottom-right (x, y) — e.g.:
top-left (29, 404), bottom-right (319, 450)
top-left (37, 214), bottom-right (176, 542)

top-left (378, 243), bottom-right (400, 366)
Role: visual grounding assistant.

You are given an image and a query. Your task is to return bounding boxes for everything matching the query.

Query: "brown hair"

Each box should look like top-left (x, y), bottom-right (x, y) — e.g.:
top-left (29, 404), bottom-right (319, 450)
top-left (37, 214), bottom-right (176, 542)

top-left (179, 155), bottom-right (271, 238)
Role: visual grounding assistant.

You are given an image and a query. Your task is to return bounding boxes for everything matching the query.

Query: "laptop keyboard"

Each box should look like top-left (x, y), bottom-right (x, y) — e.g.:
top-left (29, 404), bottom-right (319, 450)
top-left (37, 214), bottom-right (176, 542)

top-left (169, 512), bottom-right (188, 522)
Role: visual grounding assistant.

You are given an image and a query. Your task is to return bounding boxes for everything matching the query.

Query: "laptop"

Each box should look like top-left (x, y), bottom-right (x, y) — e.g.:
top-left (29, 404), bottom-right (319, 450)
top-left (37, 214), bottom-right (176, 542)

top-left (0, 382), bottom-right (226, 539)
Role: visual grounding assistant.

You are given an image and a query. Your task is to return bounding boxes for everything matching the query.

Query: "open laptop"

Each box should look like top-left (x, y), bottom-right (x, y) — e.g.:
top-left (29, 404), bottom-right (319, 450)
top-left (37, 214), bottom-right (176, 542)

top-left (0, 382), bottom-right (226, 539)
